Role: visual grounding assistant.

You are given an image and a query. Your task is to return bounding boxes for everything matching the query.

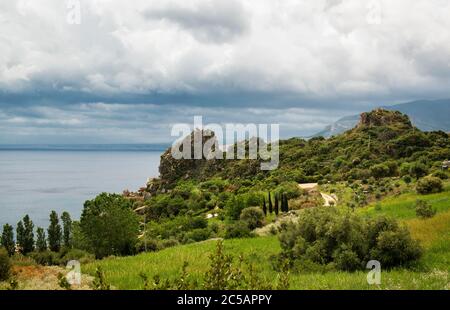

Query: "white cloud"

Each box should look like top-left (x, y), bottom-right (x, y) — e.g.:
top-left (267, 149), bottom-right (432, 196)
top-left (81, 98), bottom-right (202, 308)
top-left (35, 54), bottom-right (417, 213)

top-left (1, 0), bottom-right (450, 143)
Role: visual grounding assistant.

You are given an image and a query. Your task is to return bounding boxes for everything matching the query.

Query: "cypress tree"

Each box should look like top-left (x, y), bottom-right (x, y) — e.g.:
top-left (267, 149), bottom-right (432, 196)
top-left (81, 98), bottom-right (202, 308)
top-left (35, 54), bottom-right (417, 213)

top-left (262, 197), bottom-right (267, 216)
top-left (22, 215), bottom-right (35, 254)
top-left (1, 224), bottom-right (15, 256)
top-left (36, 227), bottom-right (47, 252)
top-left (48, 211), bottom-right (62, 252)
top-left (284, 194), bottom-right (289, 212)
top-left (61, 211), bottom-right (72, 248)
top-left (16, 221), bottom-right (24, 253)
top-left (268, 192), bottom-right (273, 214)
top-left (274, 194), bottom-right (279, 216)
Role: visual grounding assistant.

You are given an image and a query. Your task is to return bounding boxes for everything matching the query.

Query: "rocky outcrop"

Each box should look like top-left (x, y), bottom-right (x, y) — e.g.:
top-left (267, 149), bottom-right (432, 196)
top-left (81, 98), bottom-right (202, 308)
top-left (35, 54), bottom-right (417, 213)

top-left (158, 129), bottom-right (222, 187)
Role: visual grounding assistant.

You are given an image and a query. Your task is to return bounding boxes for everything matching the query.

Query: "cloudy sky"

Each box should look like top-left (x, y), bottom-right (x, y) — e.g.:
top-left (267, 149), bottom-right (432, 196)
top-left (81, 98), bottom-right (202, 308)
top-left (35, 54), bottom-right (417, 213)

top-left (1, 0), bottom-right (450, 144)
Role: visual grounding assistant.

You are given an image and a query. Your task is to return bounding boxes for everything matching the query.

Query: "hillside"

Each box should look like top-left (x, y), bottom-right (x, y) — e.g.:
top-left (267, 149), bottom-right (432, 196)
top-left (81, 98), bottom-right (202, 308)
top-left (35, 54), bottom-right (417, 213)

top-left (84, 181), bottom-right (450, 290)
top-left (312, 99), bottom-right (450, 138)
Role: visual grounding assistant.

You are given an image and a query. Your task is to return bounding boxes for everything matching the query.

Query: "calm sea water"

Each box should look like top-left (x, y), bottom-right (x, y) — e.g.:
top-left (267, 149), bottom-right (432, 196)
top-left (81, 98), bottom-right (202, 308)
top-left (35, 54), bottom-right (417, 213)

top-left (0, 149), bottom-right (161, 228)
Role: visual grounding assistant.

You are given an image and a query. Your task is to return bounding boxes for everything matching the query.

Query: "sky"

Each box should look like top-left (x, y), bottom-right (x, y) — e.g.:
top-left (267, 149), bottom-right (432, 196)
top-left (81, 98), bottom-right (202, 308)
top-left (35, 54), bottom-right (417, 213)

top-left (1, 0), bottom-right (450, 144)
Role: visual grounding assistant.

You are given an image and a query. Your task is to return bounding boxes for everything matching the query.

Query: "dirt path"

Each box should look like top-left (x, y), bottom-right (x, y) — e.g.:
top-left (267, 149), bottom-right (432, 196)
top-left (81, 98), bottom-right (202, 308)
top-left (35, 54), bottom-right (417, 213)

top-left (320, 192), bottom-right (337, 206)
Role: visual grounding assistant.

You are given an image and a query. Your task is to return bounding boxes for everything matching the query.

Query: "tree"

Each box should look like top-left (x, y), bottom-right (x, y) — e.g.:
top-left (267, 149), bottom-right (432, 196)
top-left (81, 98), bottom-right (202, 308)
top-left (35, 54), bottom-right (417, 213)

top-left (240, 207), bottom-right (265, 230)
top-left (262, 197), bottom-right (267, 216)
top-left (22, 215), bottom-right (35, 254)
top-left (16, 221), bottom-right (24, 253)
top-left (409, 162), bottom-right (428, 179)
top-left (80, 193), bottom-right (139, 258)
top-left (36, 227), bottom-right (47, 252)
top-left (61, 212), bottom-right (72, 248)
top-left (48, 211), bottom-right (62, 252)
top-left (1, 224), bottom-right (15, 256)
top-left (268, 192), bottom-right (273, 214)
top-left (274, 194), bottom-right (279, 216)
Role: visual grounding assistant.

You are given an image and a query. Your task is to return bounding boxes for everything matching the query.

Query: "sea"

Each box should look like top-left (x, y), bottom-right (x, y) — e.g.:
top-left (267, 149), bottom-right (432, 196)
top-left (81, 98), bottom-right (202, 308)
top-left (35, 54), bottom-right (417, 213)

top-left (0, 145), bottom-right (165, 228)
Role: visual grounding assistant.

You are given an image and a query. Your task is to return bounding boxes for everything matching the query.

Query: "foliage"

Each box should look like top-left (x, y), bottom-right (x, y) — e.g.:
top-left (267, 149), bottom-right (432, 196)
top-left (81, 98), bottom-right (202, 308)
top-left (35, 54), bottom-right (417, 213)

top-left (1, 224), bottom-right (15, 256)
top-left (61, 212), bottom-right (72, 248)
top-left (278, 207), bottom-right (422, 271)
top-left (36, 227), bottom-right (47, 252)
top-left (225, 221), bottom-right (252, 239)
top-left (57, 273), bottom-right (72, 290)
top-left (0, 247), bottom-right (11, 281)
top-left (144, 241), bottom-right (289, 290)
top-left (16, 215), bottom-right (35, 255)
top-left (415, 200), bottom-right (436, 219)
top-left (93, 267), bottom-right (111, 290)
top-left (225, 195), bottom-right (246, 220)
top-left (416, 176), bottom-right (443, 194)
top-left (48, 211), bottom-right (62, 252)
top-left (240, 207), bottom-right (265, 230)
top-left (81, 193), bottom-right (139, 258)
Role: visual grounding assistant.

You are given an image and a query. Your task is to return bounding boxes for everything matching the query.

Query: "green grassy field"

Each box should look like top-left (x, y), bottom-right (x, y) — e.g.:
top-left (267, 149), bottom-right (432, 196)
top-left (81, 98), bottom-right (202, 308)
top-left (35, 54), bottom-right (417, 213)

top-left (83, 182), bottom-right (450, 290)
top-left (360, 183), bottom-right (450, 220)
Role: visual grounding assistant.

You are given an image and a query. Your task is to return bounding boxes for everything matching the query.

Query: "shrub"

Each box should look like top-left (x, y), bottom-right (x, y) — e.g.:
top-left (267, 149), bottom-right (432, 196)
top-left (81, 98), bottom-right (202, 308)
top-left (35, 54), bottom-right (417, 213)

top-left (278, 207), bottom-right (422, 271)
top-left (402, 175), bottom-right (412, 184)
top-left (60, 249), bottom-right (95, 265)
top-left (415, 200), bottom-right (436, 219)
top-left (416, 176), bottom-right (443, 194)
top-left (409, 162), bottom-right (428, 179)
top-left (80, 193), bottom-right (139, 258)
top-left (0, 247), bottom-right (11, 281)
top-left (184, 228), bottom-right (211, 242)
top-left (224, 221), bottom-right (252, 239)
top-left (29, 250), bottom-right (60, 266)
top-left (369, 229), bottom-right (422, 268)
top-left (239, 207), bottom-right (265, 230)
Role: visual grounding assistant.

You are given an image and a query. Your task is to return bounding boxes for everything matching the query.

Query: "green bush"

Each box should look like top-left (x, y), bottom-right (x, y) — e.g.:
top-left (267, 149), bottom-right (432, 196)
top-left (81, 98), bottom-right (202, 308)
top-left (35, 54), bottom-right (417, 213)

top-left (225, 196), bottom-right (246, 220)
top-left (432, 170), bottom-right (448, 180)
top-left (0, 247), bottom-right (11, 281)
top-left (224, 221), bottom-right (252, 239)
top-left (60, 248), bottom-right (95, 265)
top-left (416, 176), bottom-right (443, 194)
top-left (415, 200), bottom-right (436, 219)
top-left (239, 207), bottom-right (265, 230)
top-left (369, 229), bottom-right (422, 268)
top-left (278, 208), bottom-right (422, 271)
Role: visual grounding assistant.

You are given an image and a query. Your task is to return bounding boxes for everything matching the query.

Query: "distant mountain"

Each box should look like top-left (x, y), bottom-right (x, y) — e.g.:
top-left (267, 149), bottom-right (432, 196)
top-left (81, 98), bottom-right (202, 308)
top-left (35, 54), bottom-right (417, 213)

top-left (312, 99), bottom-right (450, 138)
